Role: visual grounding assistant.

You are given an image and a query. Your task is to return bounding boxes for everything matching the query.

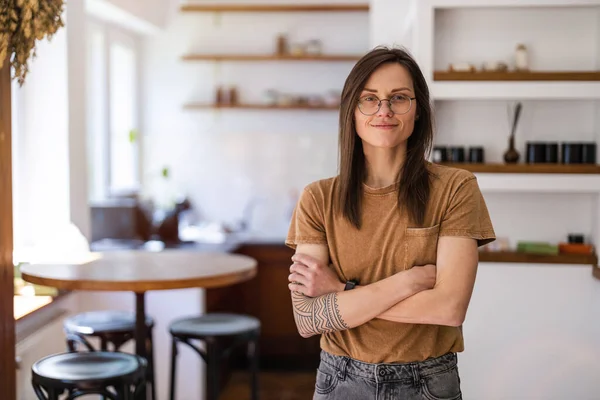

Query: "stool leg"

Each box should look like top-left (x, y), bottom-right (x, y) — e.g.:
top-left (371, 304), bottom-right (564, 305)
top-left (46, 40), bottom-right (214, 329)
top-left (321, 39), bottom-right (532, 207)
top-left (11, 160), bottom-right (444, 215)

top-left (248, 337), bottom-right (259, 400)
top-left (169, 338), bottom-right (178, 400)
top-left (206, 340), bottom-right (220, 400)
top-left (147, 328), bottom-right (157, 400)
top-left (117, 383), bottom-right (133, 400)
top-left (32, 383), bottom-right (49, 400)
top-left (100, 336), bottom-right (108, 351)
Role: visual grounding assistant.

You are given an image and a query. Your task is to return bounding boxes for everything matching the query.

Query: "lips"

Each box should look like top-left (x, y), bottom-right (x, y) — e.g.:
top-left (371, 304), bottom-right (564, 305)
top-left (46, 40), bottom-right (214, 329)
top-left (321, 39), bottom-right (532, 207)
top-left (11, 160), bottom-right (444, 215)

top-left (370, 124), bottom-right (399, 128)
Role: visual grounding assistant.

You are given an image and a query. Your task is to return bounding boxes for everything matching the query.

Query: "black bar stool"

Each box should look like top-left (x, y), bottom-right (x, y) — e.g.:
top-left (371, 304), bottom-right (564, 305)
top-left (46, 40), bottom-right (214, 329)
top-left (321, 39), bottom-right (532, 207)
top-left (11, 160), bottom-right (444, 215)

top-left (63, 310), bottom-right (156, 400)
top-left (168, 313), bottom-right (261, 400)
top-left (31, 351), bottom-right (145, 400)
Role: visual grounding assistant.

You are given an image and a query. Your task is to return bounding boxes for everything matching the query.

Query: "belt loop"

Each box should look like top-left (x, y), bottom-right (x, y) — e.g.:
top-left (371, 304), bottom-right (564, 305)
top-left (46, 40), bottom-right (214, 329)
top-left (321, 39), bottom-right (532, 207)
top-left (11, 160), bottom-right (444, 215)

top-left (336, 356), bottom-right (349, 381)
top-left (411, 363), bottom-right (421, 387)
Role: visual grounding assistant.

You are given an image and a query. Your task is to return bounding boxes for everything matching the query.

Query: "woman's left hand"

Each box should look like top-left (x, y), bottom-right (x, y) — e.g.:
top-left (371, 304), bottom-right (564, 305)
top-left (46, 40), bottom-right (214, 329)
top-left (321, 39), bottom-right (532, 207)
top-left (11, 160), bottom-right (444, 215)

top-left (288, 253), bottom-right (345, 297)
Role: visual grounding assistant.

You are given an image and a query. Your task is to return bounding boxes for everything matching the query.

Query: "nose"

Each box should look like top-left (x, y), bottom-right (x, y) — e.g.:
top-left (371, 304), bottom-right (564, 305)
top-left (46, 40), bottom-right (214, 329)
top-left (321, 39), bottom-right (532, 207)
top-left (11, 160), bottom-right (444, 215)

top-left (376, 100), bottom-right (394, 117)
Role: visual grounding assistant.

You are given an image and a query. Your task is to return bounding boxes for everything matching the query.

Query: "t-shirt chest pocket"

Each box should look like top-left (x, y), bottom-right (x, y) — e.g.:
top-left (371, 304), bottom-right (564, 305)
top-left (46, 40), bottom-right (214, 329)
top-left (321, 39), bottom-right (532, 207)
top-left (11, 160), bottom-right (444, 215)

top-left (404, 224), bottom-right (440, 270)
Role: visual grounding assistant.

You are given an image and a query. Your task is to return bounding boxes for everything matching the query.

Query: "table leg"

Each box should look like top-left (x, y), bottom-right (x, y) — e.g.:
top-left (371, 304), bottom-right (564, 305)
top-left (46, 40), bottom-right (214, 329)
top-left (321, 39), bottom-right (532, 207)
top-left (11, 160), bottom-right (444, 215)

top-left (135, 292), bottom-right (147, 400)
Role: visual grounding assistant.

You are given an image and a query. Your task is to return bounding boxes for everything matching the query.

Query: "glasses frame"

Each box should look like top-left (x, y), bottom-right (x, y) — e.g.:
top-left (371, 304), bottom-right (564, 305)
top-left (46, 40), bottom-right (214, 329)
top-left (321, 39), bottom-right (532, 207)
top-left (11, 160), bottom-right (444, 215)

top-left (357, 95), bottom-right (417, 116)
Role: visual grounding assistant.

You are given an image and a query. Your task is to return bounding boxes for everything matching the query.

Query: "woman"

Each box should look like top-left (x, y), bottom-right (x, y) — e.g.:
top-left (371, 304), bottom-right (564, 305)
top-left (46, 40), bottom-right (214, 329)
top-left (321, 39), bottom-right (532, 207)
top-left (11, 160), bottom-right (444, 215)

top-left (285, 47), bottom-right (495, 399)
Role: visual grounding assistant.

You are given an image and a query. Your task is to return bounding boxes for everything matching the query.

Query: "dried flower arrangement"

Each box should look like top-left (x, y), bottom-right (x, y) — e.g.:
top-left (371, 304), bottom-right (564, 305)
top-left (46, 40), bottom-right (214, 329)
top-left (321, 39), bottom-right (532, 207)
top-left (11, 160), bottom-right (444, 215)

top-left (0, 0), bottom-right (65, 85)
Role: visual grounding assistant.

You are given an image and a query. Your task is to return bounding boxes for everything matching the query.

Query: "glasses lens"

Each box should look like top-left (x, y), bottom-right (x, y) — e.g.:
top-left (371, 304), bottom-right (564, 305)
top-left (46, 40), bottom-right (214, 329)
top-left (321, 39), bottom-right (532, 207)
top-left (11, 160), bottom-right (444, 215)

top-left (389, 95), bottom-right (411, 114)
top-left (358, 96), bottom-right (380, 115)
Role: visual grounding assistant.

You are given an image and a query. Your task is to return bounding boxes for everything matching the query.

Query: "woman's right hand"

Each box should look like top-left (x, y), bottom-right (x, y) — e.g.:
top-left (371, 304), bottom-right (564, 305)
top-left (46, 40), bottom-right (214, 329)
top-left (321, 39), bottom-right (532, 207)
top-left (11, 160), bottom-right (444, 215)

top-left (409, 264), bottom-right (437, 291)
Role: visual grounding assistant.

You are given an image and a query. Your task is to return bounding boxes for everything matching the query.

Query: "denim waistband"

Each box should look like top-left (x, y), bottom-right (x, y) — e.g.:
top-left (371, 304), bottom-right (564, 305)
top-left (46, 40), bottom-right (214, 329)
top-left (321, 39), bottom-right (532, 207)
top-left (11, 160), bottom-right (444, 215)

top-left (319, 351), bottom-right (457, 383)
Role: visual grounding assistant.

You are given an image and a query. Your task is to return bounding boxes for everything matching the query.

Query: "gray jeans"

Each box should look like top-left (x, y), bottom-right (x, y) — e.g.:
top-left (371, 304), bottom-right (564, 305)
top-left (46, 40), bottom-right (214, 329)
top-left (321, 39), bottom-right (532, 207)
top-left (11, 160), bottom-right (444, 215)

top-left (314, 351), bottom-right (462, 400)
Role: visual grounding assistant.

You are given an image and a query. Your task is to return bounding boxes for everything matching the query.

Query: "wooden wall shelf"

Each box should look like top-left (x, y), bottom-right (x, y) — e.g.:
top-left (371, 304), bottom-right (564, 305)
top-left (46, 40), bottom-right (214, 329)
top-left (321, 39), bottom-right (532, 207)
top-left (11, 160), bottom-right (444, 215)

top-left (439, 163), bottom-right (600, 174)
top-left (184, 103), bottom-right (339, 110)
top-left (434, 71), bottom-right (600, 81)
top-left (180, 4), bottom-right (369, 13)
top-left (479, 251), bottom-right (598, 266)
top-left (182, 54), bottom-right (361, 62)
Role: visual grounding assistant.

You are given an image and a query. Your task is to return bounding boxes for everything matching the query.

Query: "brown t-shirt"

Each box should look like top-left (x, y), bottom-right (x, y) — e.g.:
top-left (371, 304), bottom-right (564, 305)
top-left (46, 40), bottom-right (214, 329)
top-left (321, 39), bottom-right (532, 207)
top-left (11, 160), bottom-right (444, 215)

top-left (286, 163), bottom-right (496, 363)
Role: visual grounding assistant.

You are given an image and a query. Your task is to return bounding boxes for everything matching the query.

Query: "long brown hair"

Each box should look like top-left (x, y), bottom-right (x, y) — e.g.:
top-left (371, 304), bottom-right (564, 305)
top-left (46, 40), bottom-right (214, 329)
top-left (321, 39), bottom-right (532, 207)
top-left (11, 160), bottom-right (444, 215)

top-left (338, 46), bottom-right (433, 229)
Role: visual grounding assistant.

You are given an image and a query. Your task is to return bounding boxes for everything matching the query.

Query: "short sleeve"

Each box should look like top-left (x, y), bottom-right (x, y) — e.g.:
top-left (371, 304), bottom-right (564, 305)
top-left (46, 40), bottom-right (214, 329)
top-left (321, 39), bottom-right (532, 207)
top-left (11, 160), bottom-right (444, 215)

top-left (439, 176), bottom-right (496, 247)
top-left (285, 188), bottom-right (327, 249)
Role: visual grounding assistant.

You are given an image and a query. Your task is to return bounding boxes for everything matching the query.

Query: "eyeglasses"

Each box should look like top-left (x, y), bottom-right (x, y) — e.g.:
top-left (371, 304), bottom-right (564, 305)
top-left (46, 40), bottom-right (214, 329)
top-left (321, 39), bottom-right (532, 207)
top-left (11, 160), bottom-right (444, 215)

top-left (357, 94), bottom-right (416, 116)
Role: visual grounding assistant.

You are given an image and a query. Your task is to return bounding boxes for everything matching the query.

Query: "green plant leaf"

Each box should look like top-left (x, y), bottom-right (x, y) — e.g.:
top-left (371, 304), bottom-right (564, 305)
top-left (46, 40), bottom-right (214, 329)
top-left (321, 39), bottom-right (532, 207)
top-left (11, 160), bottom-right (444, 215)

top-left (128, 129), bottom-right (138, 143)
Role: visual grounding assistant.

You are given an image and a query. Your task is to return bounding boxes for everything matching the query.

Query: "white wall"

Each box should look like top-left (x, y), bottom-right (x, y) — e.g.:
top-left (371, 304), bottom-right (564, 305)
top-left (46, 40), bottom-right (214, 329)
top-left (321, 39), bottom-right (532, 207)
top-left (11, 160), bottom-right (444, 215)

top-left (142, 0), bottom-right (370, 239)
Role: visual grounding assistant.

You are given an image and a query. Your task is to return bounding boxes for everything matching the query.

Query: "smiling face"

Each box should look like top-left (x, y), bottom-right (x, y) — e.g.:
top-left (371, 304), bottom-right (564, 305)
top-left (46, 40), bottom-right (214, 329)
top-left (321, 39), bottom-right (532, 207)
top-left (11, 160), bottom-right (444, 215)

top-left (354, 63), bottom-right (417, 152)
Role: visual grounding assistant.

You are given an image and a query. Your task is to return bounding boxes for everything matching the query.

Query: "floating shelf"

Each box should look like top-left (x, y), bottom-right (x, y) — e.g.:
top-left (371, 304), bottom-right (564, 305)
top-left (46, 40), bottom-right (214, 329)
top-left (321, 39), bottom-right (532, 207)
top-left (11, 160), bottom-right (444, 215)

top-left (182, 54), bottom-right (362, 62)
top-left (184, 103), bottom-right (339, 110)
top-left (479, 251), bottom-right (598, 266)
top-left (434, 71), bottom-right (600, 81)
top-left (439, 163), bottom-right (600, 174)
top-left (430, 81), bottom-right (600, 100)
top-left (180, 4), bottom-right (369, 12)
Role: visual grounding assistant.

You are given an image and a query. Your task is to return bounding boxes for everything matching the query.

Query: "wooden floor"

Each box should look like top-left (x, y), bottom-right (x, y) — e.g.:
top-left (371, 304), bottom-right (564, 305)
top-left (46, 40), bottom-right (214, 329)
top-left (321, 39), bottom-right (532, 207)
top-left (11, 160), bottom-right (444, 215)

top-left (219, 371), bottom-right (316, 400)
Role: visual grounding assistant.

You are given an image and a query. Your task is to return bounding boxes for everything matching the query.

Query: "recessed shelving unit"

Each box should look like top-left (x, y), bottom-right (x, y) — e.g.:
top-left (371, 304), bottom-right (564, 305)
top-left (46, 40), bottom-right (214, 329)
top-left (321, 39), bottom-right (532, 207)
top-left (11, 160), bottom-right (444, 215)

top-left (434, 71), bottom-right (600, 81)
top-left (439, 163), bottom-right (600, 174)
top-left (182, 54), bottom-right (362, 62)
top-left (479, 251), bottom-right (598, 266)
top-left (180, 4), bottom-right (369, 13)
top-left (183, 103), bottom-right (339, 111)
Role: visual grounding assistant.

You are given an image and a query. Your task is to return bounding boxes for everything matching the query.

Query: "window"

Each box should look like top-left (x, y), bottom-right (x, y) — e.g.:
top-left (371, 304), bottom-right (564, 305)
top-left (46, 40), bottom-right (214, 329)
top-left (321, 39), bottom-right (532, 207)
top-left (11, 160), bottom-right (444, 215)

top-left (87, 21), bottom-right (141, 201)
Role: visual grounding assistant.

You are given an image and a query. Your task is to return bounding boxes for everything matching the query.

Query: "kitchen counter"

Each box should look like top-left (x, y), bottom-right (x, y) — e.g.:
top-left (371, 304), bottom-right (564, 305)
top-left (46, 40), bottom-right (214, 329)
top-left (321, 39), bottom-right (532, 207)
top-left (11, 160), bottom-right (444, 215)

top-left (89, 232), bottom-right (287, 253)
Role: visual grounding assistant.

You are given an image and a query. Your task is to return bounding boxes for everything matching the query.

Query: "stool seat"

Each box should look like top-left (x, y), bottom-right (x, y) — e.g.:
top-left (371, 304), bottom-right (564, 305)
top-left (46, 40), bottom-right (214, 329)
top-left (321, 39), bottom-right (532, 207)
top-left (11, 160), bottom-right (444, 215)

top-left (64, 310), bottom-right (154, 335)
top-left (33, 352), bottom-right (144, 384)
top-left (169, 313), bottom-right (260, 337)
top-left (168, 313), bottom-right (260, 400)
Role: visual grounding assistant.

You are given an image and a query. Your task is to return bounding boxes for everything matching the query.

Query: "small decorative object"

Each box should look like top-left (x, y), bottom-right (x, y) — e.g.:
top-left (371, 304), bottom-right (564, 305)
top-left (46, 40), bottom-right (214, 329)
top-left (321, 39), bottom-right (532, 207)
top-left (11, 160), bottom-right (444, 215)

top-left (215, 85), bottom-right (226, 104)
top-left (482, 61), bottom-right (509, 72)
top-left (290, 43), bottom-right (305, 57)
top-left (568, 234), bottom-right (585, 244)
top-left (581, 142), bottom-right (597, 164)
top-left (229, 86), bottom-right (238, 105)
top-left (276, 34), bottom-right (288, 55)
top-left (0, 0), bottom-right (66, 85)
top-left (514, 44), bottom-right (529, 71)
top-left (325, 90), bottom-right (341, 107)
top-left (432, 146), bottom-right (447, 163)
top-left (263, 89), bottom-right (279, 105)
top-left (277, 93), bottom-right (294, 106)
top-left (307, 95), bottom-right (325, 107)
top-left (448, 62), bottom-right (476, 72)
top-left (468, 147), bottom-right (485, 163)
top-left (295, 96), bottom-right (309, 105)
top-left (305, 39), bottom-right (322, 56)
top-left (561, 143), bottom-right (583, 164)
top-left (448, 147), bottom-right (465, 163)
top-left (503, 102), bottom-right (522, 164)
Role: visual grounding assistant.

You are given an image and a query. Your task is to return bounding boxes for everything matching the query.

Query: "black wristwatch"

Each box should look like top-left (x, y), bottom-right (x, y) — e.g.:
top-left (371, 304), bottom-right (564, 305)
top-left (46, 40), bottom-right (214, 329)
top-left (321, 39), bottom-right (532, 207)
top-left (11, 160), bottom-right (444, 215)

top-left (344, 280), bottom-right (358, 291)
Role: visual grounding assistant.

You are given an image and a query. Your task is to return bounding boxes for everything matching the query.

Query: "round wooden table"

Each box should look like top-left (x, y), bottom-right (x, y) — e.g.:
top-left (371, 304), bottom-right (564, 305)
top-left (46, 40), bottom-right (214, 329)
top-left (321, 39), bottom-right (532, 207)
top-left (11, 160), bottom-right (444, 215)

top-left (20, 250), bottom-right (257, 400)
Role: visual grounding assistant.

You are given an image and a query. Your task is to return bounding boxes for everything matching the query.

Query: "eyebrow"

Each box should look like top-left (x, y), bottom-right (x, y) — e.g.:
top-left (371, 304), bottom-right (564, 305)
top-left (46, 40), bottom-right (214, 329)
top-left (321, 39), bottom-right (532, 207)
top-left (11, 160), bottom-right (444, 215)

top-left (362, 87), bottom-right (413, 93)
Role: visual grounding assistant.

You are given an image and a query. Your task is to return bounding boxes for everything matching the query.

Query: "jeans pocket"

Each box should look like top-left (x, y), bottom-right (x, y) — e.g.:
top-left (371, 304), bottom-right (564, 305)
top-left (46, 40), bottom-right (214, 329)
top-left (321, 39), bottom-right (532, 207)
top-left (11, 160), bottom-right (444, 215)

top-left (421, 366), bottom-right (462, 400)
top-left (315, 364), bottom-right (339, 395)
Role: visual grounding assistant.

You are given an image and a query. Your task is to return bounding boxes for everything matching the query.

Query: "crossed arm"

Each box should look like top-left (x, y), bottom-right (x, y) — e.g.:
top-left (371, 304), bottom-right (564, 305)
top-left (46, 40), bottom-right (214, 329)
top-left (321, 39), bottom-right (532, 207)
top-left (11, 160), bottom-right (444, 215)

top-left (289, 236), bottom-right (479, 338)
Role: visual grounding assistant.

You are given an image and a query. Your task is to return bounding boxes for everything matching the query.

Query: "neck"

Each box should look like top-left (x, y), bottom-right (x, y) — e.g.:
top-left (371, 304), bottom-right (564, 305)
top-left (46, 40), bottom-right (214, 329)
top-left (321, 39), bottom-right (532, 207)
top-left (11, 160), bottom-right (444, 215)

top-left (363, 143), bottom-right (407, 188)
